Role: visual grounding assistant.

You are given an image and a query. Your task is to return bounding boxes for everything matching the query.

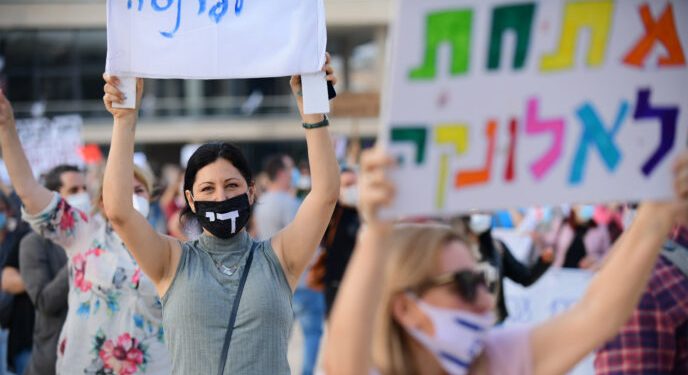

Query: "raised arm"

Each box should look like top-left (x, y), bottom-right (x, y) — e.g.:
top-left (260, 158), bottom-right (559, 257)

top-left (530, 152), bottom-right (688, 375)
top-left (101, 76), bottom-right (181, 295)
top-left (0, 90), bottom-right (54, 214)
top-left (272, 56), bottom-right (341, 289)
top-left (323, 148), bottom-right (396, 375)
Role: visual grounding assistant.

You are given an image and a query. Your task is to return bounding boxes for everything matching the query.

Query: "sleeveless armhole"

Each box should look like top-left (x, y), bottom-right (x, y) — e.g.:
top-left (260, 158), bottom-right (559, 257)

top-left (161, 241), bottom-right (189, 304)
top-left (261, 238), bottom-right (293, 294)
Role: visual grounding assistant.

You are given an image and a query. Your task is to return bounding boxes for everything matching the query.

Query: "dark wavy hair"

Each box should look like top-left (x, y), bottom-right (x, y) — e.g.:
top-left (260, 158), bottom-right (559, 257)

top-left (180, 142), bottom-right (254, 226)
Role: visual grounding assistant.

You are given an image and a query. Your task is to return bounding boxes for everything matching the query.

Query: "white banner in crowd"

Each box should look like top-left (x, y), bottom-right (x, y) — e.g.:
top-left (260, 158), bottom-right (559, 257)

top-left (493, 229), bottom-right (594, 374)
top-left (503, 270), bottom-right (595, 375)
top-left (382, 0), bottom-right (688, 217)
top-left (16, 115), bottom-right (84, 177)
top-left (105, 0), bottom-right (327, 79)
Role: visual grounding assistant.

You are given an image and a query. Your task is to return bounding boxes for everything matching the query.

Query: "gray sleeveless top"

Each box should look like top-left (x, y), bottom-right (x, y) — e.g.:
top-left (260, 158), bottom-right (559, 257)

top-left (161, 231), bottom-right (293, 375)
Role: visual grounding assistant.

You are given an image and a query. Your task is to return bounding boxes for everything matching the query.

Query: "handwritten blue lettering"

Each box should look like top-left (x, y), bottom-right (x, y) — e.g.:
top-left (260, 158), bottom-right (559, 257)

top-left (126, 0), bottom-right (245, 39)
top-left (235, 0), bottom-right (243, 15)
top-left (209, 0), bottom-right (228, 23)
top-left (151, 0), bottom-right (182, 38)
top-left (127, 0), bottom-right (144, 11)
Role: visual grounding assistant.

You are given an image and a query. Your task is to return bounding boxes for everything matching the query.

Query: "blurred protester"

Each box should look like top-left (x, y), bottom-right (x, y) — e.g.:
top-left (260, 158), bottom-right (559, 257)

top-left (0, 91), bottom-right (172, 374)
top-left (321, 168), bottom-right (360, 317)
top-left (323, 148), bottom-right (688, 375)
top-left (461, 213), bottom-right (553, 322)
top-left (20, 165), bottom-right (78, 375)
top-left (595, 225), bottom-right (688, 374)
top-left (255, 154), bottom-right (324, 375)
top-left (536, 204), bottom-right (612, 270)
top-left (0, 191), bottom-right (30, 374)
top-left (254, 154), bottom-right (299, 240)
top-left (295, 160), bottom-right (312, 201)
top-left (593, 204), bottom-right (625, 244)
top-left (159, 164), bottom-right (185, 224)
top-left (19, 233), bottom-right (66, 375)
top-left (159, 164), bottom-right (200, 241)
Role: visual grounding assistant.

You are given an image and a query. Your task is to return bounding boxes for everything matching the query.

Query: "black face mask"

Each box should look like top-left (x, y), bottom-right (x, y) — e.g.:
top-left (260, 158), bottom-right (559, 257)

top-left (192, 193), bottom-right (251, 239)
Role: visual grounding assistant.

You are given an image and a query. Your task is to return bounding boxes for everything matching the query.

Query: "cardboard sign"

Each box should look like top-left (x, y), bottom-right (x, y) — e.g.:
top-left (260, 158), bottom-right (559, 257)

top-left (382, 0), bottom-right (688, 217)
top-left (16, 115), bottom-right (84, 177)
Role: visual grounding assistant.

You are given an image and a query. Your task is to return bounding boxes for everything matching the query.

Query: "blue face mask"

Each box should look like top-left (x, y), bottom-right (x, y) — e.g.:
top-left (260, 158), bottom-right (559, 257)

top-left (0, 213), bottom-right (7, 230)
top-left (539, 207), bottom-right (553, 223)
top-left (577, 205), bottom-right (595, 222)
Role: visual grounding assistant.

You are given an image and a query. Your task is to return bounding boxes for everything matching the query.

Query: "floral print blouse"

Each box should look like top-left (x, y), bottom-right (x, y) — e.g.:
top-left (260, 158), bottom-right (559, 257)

top-left (23, 193), bottom-right (171, 375)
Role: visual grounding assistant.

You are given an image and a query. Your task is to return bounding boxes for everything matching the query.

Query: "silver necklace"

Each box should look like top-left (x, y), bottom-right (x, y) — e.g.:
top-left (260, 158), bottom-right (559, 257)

top-left (209, 255), bottom-right (241, 276)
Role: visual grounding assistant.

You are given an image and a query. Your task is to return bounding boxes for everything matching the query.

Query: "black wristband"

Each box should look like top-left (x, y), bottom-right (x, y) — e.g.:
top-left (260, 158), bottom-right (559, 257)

top-left (302, 115), bottom-right (329, 129)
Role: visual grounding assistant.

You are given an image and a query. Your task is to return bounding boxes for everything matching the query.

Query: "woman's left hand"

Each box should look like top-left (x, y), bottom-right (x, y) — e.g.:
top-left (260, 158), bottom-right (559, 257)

top-left (290, 53), bottom-right (337, 122)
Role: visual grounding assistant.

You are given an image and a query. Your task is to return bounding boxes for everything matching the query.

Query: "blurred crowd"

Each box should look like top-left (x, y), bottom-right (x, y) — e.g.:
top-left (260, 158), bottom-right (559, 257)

top-left (0, 139), bottom-right (654, 375)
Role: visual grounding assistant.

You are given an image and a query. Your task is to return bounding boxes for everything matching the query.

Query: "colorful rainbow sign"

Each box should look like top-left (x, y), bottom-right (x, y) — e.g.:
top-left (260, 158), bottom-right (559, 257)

top-left (382, 0), bottom-right (688, 217)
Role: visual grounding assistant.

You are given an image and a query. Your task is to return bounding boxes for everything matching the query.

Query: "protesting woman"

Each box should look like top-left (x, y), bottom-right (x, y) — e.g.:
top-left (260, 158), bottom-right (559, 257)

top-left (0, 90), bottom-right (171, 374)
top-left (101, 57), bottom-right (339, 374)
top-left (324, 147), bottom-right (688, 375)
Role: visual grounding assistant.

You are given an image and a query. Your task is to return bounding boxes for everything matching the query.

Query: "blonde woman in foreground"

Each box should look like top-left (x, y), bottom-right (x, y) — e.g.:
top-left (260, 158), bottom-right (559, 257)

top-left (324, 148), bottom-right (688, 375)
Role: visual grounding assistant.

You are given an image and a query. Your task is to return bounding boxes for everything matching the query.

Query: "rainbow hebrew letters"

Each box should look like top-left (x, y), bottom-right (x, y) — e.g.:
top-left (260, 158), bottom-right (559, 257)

top-left (384, 0), bottom-right (687, 216)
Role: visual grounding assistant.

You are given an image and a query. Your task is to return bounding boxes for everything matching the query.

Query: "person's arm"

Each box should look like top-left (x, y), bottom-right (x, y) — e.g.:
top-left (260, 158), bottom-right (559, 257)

top-left (0, 90), bottom-right (55, 215)
top-left (530, 153), bottom-right (688, 375)
top-left (19, 234), bottom-right (69, 316)
top-left (1, 267), bottom-right (24, 294)
top-left (323, 148), bottom-right (395, 375)
top-left (500, 241), bottom-right (550, 287)
top-left (272, 56), bottom-right (341, 289)
top-left (101, 75), bottom-right (181, 295)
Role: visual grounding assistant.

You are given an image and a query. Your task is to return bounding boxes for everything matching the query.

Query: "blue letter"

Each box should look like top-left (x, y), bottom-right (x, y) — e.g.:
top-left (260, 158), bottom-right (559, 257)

top-left (235, 0), bottom-right (243, 15)
top-left (569, 101), bottom-right (628, 184)
top-left (152, 0), bottom-right (182, 38)
top-left (209, 0), bottom-right (229, 23)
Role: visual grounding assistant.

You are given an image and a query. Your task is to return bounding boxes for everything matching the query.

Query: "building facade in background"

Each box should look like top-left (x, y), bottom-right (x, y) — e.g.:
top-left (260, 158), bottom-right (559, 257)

top-left (0, 0), bottom-right (388, 172)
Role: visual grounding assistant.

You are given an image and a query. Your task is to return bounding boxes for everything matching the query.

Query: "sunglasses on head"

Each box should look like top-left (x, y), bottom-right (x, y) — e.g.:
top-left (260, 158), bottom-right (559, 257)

top-left (414, 269), bottom-right (496, 303)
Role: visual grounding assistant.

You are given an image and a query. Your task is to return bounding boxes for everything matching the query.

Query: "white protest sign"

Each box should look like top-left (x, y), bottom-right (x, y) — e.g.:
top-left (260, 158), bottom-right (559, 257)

top-left (382, 0), bottom-right (688, 218)
top-left (15, 115), bottom-right (84, 177)
top-left (105, 0), bottom-right (326, 80)
top-left (503, 269), bottom-right (595, 375)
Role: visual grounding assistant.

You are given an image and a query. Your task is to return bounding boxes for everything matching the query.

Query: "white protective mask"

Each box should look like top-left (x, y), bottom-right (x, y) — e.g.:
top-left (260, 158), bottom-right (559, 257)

top-left (65, 192), bottom-right (92, 214)
top-left (406, 296), bottom-right (495, 375)
top-left (469, 214), bottom-right (492, 235)
top-left (132, 194), bottom-right (150, 218)
top-left (340, 186), bottom-right (358, 208)
top-left (296, 175), bottom-right (312, 191)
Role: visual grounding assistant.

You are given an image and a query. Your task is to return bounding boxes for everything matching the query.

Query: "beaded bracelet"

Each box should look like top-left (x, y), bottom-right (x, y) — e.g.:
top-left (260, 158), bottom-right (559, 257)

top-left (302, 115), bottom-right (329, 129)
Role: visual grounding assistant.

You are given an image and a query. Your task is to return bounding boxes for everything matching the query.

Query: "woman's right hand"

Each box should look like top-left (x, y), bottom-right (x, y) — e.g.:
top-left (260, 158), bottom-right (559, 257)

top-left (637, 151), bottom-right (688, 230)
top-left (102, 74), bottom-right (144, 121)
top-left (671, 151), bottom-right (688, 225)
top-left (358, 147), bottom-right (396, 232)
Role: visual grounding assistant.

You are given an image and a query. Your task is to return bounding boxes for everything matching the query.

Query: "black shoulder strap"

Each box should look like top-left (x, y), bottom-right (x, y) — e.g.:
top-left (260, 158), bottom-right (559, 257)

top-left (217, 241), bottom-right (257, 375)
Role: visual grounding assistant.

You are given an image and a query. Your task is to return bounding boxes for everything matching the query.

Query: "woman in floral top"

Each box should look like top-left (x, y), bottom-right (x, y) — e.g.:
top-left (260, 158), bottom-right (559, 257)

top-left (0, 90), bottom-right (171, 374)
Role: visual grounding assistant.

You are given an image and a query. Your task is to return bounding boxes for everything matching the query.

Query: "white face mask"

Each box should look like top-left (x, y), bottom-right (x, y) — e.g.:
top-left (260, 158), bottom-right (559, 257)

top-left (405, 296), bottom-right (495, 375)
top-left (469, 214), bottom-right (492, 235)
top-left (296, 175), bottom-right (311, 190)
top-left (132, 194), bottom-right (150, 218)
top-left (65, 192), bottom-right (92, 214)
top-left (340, 186), bottom-right (358, 207)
